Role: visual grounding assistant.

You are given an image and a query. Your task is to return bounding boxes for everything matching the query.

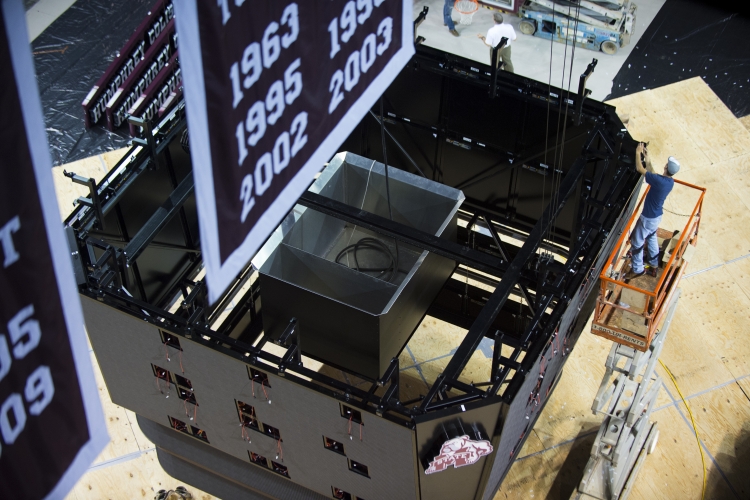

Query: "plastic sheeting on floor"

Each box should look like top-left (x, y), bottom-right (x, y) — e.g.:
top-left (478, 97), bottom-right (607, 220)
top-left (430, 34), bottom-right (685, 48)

top-left (32, 0), bottom-right (152, 166)
top-left (608, 0), bottom-right (750, 118)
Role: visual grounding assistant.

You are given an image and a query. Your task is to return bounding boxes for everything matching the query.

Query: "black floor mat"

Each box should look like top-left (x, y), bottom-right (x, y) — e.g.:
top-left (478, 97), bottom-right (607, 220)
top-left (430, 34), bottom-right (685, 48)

top-left (607, 0), bottom-right (750, 118)
top-left (32, 0), bottom-right (152, 166)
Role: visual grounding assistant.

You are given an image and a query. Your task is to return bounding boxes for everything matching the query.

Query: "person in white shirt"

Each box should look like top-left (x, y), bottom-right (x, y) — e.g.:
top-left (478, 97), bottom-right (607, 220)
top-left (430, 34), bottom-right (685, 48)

top-left (477, 13), bottom-right (517, 73)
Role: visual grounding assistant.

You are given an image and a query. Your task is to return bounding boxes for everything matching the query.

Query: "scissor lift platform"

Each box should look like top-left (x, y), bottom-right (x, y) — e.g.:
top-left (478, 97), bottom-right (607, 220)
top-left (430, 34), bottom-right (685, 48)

top-left (591, 178), bottom-right (705, 351)
top-left (572, 291), bottom-right (681, 500)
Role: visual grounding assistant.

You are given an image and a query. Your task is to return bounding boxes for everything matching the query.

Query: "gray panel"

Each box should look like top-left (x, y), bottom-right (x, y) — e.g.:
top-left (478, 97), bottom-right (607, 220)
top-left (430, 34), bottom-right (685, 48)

top-left (380, 248), bottom-right (456, 366)
top-left (82, 296), bottom-right (419, 500)
top-left (139, 415), bottom-right (326, 500)
top-left (82, 296), bottom-right (198, 428)
top-left (178, 333), bottom-right (419, 500)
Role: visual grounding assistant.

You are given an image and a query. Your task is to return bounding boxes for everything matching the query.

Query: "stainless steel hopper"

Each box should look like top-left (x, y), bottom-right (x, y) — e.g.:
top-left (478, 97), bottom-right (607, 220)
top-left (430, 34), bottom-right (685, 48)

top-left (255, 152), bottom-right (464, 379)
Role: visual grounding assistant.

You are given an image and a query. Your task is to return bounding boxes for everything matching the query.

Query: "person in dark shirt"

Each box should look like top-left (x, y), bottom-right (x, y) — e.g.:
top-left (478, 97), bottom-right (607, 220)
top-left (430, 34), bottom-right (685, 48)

top-left (627, 143), bottom-right (679, 279)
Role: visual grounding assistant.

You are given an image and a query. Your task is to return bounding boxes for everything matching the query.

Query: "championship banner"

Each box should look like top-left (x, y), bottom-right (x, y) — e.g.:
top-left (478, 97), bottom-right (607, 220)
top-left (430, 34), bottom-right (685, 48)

top-left (82, 0), bottom-right (174, 128)
top-left (127, 50), bottom-right (181, 136)
top-left (174, 0), bottom-right (415, 303)
top-left (0, 1), bottom-right (108, 498)
top-left (105, 18), bottom-right (178, 131)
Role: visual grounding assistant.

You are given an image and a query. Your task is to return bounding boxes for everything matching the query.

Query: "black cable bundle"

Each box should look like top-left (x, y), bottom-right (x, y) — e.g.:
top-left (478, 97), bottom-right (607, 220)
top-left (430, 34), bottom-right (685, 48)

top-left (335, 237), bottom-right (397, 282)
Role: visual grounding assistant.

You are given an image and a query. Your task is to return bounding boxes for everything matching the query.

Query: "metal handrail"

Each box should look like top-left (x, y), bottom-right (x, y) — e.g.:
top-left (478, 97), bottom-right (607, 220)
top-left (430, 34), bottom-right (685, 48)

top-left (654, 185), bottom-right (705, 296)
top-left (593, 176), bottom-right (706, 350)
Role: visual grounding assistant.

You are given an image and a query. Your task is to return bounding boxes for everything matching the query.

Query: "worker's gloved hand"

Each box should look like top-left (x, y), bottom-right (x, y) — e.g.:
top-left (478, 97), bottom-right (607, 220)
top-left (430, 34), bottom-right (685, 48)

top-left (635, 143), bottom-right (644, 167)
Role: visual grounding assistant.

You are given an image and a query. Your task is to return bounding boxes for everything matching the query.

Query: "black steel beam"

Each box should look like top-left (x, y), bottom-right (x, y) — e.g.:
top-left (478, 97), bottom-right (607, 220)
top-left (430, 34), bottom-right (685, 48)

top-left (504, 175), bottom-right (636, 401)
top-left (420, 153), bottom-right (588, 411)
top-left (368, 111), bottom-right (426, 177)
top-left (123, 173), bottom-right (194, 264)
top-left (452, 126), bottom-right (588, 193)
top-left (297, 192), bottom-right (512, 278)
top-left (489, 37), bottom-right (508, 99)
top-left (480, 214), bottom-right (536, 314)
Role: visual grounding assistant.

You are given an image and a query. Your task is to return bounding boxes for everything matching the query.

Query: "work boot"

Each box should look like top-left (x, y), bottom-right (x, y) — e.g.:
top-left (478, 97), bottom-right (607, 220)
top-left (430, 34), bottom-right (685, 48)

top-left (450, 29), bottom-right (460, 37)
top-left (625, 269), bottom-right (645, 281)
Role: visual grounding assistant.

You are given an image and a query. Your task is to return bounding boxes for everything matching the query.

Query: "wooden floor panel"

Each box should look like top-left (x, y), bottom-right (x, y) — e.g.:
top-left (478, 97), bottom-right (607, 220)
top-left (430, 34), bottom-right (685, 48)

top-left (655, 307), bottom-right (734, 397)
top-left (687, 384), bottom-right (750, 500)
top-left (681, 267), bottom-right (750, 380)
top-left (679, 168), bottom-right (750, 263)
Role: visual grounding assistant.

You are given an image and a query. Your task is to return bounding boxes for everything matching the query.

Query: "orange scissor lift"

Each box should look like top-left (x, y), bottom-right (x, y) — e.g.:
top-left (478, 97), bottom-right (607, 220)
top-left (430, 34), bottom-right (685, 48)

top-left (591, 178), bottom-right (706, 351)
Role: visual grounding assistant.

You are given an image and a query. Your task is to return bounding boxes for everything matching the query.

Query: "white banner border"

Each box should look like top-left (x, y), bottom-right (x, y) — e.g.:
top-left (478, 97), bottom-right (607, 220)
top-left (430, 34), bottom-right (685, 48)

top-left (1, 0), bottom-right (109, 498)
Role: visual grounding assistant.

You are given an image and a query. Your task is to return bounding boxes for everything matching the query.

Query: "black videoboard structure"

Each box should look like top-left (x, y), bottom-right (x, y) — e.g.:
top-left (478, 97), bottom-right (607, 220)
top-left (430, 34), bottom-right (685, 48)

top-left (64, 41), bottom-right (641, 500)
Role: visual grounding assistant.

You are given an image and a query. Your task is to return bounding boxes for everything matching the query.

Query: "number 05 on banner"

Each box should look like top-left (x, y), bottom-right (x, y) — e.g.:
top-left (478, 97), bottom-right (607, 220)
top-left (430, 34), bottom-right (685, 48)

top-left (175, 0), bottom-right (414, 303)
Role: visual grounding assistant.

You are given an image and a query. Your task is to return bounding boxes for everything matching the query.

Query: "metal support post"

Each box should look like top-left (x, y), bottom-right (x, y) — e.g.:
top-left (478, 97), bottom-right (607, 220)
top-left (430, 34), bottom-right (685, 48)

top-left (489, 37), bottom-right (508, 99)
top-left (414, 6), bottom-right (428, 45)
top-left (576, 59), bottom-right (597, 125)
top-left (278, 318), bottom-right (302, 375)
top-left (64, 170), bottom-right (105, 230)
top-left (128, 115), bottom-right (162, 170)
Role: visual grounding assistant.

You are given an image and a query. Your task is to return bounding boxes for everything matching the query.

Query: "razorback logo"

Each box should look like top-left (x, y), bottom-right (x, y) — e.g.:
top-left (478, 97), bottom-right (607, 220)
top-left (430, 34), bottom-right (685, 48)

top-left (425, 435), bottom-right (493, 474)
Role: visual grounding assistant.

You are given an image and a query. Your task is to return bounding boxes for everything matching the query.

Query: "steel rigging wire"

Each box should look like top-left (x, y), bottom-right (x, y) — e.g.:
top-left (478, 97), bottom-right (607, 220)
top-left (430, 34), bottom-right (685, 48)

top-left (553, 0), bottom-right (583, 245)
top-left (379, 96), bottom-right (400, 282)
top-left (541, 0), bottom-right (558, 251)
top-left (542, 0), bottom-right (583, 250)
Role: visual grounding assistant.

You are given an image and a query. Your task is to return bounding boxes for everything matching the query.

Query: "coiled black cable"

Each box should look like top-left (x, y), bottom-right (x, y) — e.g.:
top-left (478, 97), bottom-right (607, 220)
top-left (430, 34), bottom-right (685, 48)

top-left (335, 237), bottom-right (397, 282)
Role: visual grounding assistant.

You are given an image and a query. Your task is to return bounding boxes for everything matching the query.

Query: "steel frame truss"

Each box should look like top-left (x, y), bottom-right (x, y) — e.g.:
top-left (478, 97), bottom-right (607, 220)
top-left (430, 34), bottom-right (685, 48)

top-left (65, 48), bottom-right (639, 431)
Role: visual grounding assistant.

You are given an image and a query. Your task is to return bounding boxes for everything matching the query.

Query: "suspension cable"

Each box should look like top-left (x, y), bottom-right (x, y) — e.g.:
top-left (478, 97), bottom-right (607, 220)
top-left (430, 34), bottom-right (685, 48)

top-left (547, 4), bottom-right (571, 246)
top-left (541, 0), bottom-right (557, 246)
top-left (379, 97), bottom-right (400, 282)
top-left (549, 0), bottom-right (582, 247)
top-left (554, 0), bottom-right (583, 246)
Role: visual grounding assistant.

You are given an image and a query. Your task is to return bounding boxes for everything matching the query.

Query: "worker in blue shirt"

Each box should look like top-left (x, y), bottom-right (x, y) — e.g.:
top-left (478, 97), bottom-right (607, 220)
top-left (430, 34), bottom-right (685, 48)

top-left (627, 143), bottom-right (680, 279)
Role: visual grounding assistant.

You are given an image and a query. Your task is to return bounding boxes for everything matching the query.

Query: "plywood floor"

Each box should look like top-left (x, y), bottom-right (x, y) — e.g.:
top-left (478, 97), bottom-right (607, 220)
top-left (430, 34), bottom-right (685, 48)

top-left (58, 77), bottom-right (750, 500)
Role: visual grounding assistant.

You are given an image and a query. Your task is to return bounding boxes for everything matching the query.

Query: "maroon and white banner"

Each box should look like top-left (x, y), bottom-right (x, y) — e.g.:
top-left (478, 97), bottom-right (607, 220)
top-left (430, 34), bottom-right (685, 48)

top-left (105, 18), bottom-right (178, 131)
top-left (174, 0), bottom-right (414, 303)
top-left (81, 0), bottom-right (174, 128)
top-left (0, 1), bottom-right (108, 497)
top-left (127, 51), bottom-right (181, 136)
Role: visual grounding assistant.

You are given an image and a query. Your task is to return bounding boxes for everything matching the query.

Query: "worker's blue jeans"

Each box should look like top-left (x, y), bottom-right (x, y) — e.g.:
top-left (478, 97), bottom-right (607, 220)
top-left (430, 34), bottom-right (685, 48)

top-left (630, 214), bottom-right (661, 273)
top-left (444, 0), bottom-right (455, 30)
